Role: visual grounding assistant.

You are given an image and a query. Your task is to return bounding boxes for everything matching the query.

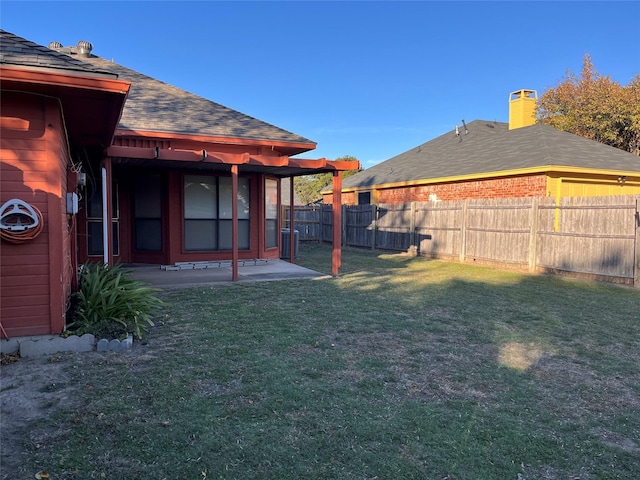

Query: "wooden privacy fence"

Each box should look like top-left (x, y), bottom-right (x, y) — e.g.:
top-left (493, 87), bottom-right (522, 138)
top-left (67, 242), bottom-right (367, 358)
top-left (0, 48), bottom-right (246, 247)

top-left (283, 195), bottom-right (640, 287)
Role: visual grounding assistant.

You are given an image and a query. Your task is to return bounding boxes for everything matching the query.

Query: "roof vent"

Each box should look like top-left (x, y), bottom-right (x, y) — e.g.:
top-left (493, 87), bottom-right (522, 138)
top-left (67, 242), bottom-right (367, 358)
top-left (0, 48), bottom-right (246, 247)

top-left (77, 40), bottom-right (93, 57)
top-left (48, 41), bottom-right (63, 50)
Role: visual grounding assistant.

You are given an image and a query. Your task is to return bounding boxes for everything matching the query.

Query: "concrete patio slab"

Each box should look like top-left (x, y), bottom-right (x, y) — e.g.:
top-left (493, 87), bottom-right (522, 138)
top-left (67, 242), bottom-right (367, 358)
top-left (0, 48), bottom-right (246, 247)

top-left (127, 259), bottom-right (328, 288)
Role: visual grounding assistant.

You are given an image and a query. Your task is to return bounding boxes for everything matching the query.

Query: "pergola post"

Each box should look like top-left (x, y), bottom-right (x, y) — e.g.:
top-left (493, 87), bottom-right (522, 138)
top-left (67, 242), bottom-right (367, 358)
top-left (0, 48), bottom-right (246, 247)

top-left (332, 171), bottom-right (343, 276)
top-left (289, 175), bottom-right (295, 264)
top-left (231, 165), bottom-right (239, 281)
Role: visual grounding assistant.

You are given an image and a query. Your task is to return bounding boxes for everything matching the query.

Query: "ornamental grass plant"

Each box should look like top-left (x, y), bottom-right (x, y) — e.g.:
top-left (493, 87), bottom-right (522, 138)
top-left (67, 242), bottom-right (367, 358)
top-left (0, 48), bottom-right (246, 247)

top-left (67, 262), bottom-right (166, 340)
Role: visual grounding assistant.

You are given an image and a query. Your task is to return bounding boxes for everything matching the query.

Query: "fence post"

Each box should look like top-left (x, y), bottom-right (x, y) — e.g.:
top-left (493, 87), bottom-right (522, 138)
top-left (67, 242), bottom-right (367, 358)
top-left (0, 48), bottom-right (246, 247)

top-left (460, 199), bottom-right (468, 263)
top-left (635, 199), bottom-right (639, 289)
top-left (528, 198), bottom-right (539, 272)
top-left (371, 204), bottom-right (377, 250)
top-left (342, 204), bottom-right (347, 247)
top-left (318, 205), bottom-right (323, 243)
top-left (410, 202), bottom-right (416, 250)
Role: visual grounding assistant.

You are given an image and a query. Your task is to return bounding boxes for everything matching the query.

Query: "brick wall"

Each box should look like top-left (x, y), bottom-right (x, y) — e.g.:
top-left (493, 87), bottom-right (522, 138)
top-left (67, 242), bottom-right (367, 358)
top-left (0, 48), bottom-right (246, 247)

top-left (377, 174), bottom-right (547, 204)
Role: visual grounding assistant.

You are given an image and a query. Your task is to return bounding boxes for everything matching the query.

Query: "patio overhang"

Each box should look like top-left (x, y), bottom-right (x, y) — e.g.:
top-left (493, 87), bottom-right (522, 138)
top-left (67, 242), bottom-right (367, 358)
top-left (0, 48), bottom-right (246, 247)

top-left (104, 144), bottom-right (360, 281)
top-left (105, 145), bottom-right (360, 176)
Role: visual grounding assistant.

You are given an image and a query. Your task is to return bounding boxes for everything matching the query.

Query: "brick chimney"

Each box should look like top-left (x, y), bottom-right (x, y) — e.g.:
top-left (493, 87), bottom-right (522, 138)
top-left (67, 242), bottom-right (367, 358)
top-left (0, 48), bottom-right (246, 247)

top-left (509, 89), bottom-right (537, 130)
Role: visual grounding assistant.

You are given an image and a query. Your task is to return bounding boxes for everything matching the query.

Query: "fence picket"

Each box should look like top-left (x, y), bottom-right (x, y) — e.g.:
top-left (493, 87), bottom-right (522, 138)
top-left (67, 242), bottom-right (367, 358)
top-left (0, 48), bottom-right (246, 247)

top-left (286, 195), bottom-right (640, 287)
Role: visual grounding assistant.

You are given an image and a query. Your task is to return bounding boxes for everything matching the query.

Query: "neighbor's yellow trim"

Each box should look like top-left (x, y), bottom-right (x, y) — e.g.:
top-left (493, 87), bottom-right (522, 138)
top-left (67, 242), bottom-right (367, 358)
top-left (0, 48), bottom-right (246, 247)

top-left (340, 166), bottom-right (639, 194)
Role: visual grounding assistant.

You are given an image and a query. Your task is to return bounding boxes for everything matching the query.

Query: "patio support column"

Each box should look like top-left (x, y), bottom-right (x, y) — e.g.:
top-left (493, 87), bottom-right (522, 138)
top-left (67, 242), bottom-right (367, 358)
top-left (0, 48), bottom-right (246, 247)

top-left (102, 157), bottom-right (114, 266)
top-left (332, 171), bottom-right (343, 277)
top-left (231, 164), bottom-right (239, 281)
top-left (289, 175), bottom-right (295, 264)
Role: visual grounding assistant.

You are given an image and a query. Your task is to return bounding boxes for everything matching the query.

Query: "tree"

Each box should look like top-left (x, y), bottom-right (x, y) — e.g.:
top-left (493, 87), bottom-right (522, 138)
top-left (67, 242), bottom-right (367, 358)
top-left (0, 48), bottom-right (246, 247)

top-left (537, 54), bottom-right (640, 155)
top-left (294, 155), bottom-right (361, 205)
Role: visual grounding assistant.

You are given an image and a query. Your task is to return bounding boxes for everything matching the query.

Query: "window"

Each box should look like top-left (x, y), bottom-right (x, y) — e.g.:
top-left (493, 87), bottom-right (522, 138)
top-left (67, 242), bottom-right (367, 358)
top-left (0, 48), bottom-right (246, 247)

top-left (265, 178), bottom-right (278, 248)
top-left (184, 175), bottom-right (250, 251)
top-left (86, 181), bottom-right (119, 256)
top-left (358, 191), bottom-right (371, 205)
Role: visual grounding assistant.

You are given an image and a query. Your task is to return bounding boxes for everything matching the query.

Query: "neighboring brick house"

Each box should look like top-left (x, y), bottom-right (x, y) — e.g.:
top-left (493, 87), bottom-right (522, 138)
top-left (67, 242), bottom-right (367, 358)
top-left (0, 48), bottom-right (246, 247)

top-left (325, 90), bottom-right (640, 204)
top-left (1, 30), bottom-right (356, 338)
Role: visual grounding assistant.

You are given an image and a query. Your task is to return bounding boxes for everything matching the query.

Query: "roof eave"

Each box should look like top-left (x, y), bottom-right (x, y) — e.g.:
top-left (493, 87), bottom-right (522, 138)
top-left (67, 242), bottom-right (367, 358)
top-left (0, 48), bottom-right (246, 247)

top-left (0, 65), bottom-right (128, 93)
top-left (339, 165), bottom-right (640, 193)
top-left (114, 128), bottom-right (316, 156)
top-left (1, 65), bottom-right (130, 148)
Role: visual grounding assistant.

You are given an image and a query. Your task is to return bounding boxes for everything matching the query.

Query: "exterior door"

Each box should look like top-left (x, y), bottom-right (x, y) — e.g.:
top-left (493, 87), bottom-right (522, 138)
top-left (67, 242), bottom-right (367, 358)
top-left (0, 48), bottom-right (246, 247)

top-left (132, 173), bottom-right (166, 264)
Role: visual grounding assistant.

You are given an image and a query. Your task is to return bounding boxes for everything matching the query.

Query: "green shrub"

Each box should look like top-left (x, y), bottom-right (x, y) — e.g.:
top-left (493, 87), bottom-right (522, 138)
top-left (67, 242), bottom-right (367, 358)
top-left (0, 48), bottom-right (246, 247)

top-left (67, 263), bottom-right (167, 340)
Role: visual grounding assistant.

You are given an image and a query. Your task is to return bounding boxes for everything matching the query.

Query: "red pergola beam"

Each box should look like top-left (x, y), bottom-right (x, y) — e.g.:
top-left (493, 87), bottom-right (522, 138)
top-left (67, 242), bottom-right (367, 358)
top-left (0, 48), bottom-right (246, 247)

top-left (288, 158), bottom-right (327, 169)
top-left (106, 146), bottom-right (252, 164)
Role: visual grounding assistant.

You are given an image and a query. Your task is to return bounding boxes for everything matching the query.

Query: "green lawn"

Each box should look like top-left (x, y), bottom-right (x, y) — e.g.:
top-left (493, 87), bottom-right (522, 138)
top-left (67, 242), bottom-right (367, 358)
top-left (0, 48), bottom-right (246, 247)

top-left (23, 243), bottom-right (640, 479)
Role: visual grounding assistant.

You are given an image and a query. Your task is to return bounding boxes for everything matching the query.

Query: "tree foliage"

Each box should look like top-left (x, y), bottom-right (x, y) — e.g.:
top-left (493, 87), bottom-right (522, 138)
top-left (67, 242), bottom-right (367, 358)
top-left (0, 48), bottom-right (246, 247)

top-left (294, 155), bottom-right (361, 205)
top-left (537, 53), bottom-right (640, 155)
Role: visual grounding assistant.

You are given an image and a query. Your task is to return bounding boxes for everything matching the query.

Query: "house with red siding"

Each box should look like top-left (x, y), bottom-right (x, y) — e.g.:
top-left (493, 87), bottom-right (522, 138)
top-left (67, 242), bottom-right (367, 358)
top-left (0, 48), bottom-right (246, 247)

top-left (0, 30), bottom-right (357, 339)
top-left (326, 90), bottom-right (640, 205)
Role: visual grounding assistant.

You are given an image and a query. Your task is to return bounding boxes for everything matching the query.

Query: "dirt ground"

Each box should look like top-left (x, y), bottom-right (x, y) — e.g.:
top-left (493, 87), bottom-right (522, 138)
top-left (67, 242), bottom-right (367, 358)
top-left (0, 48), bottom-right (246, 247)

top-left (0, 349), bottom-right (126, 480)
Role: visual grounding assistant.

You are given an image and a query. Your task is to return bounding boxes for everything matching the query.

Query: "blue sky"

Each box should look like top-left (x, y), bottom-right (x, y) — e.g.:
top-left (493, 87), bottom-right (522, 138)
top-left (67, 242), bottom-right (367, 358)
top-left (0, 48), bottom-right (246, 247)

top-left (2, 1), bottom-right (639, 168)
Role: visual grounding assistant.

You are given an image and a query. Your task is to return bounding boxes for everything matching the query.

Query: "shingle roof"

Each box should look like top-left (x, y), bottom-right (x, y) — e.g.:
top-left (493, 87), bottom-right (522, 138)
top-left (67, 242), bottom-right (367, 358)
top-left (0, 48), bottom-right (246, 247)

top-left (1, 30), bottom-right (316, 150)
top-left (0, 30), bottom-right (116, 77)
top-left (343, 120), bottom-right (640, 188)
top-left (72, 51), bottom-right (315, 147)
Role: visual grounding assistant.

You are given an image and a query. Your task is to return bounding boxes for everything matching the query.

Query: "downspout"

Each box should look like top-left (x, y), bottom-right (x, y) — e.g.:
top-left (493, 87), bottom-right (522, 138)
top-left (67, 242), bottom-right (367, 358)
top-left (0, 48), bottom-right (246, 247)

top-left (101, 166), bottom-right (109, 264)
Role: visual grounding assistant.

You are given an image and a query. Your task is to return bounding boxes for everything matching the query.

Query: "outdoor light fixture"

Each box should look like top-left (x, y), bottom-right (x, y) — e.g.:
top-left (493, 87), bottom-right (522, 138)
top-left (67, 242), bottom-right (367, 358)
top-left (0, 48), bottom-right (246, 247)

top-left (617, 176), bottom-right (627, 183)
top-left (154, 146), bottom-right (159, 159)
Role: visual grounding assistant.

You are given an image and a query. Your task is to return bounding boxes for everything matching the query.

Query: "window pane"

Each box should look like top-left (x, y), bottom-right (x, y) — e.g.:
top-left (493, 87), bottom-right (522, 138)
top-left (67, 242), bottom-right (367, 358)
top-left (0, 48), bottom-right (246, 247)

top-left (219, 220), bottom-right (232, 250)
top-left (87, 221), bottom-right (103, 255)
top-left (185, 175), bottom-right (216, 219)
top-left (219, 219), bottom-right (250, 250)
top-left (266, 219), bottom-right (278, 248)
top-left (265, 178), bottom-right (278, 219)
top-left (112, 221), bottom-right (119, 256)
top-left (87, 221), bottom-right (119, 256)
top-left (219, 177), bottom-right (250, 219)
top-left (87, 181), bottom-right (118, 219)
top-left (87, 188), bottom-right (102, 218)
top-left (185, 219), bottom-right (216, 251)
top-left (265, 178), bottom-right (278, 248)
top-left (238, 220), bottom-right (250, 250)
top-left (238, 178), bottom-right (250, 219)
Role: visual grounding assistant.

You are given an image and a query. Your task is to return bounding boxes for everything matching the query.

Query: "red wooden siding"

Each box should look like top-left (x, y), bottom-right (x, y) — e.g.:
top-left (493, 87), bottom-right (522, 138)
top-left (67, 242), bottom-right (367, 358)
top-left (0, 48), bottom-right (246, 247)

top-left (1, 92), bottom-right (71, 337)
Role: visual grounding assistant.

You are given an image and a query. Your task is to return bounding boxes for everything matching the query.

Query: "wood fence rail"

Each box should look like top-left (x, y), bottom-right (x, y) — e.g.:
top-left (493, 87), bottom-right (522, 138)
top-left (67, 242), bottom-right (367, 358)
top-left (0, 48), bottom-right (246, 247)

top-left (283, 195), bottom-right (640, 287)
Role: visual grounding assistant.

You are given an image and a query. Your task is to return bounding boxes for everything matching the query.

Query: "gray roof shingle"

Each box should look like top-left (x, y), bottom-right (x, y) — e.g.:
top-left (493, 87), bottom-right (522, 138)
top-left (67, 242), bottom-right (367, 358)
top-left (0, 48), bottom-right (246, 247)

top-left (343, 120), bottom-right (640, 189)
top-left (0, 30), bottom-right (116, 77)
top-left (1, 30), bottom-right (315, 150)
top-left (74, 52), bottom-right (315, 147)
